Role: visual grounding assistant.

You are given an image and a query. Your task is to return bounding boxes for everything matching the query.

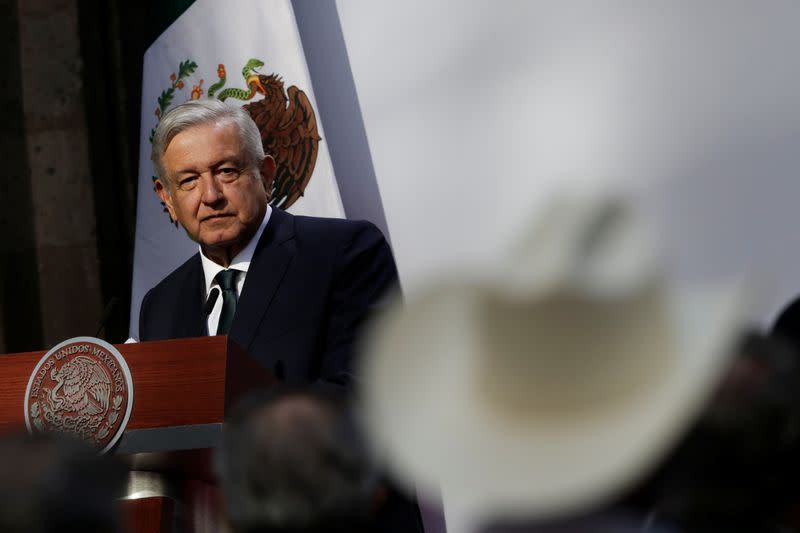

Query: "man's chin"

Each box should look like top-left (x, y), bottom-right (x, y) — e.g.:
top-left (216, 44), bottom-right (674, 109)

top-left (199, 236), bottom-right (240, 250)
top-left (195, 227), bottom-right (243, 248)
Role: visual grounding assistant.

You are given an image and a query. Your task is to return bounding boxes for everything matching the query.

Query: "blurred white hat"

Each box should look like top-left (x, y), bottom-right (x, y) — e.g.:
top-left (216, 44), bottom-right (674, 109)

top-left (360, 187), bottom-right (745, 524)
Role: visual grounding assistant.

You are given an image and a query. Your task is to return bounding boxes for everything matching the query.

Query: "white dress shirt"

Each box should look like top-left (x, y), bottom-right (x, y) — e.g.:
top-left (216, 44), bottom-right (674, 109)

top-left (200, 205), bottom-right (272, 335)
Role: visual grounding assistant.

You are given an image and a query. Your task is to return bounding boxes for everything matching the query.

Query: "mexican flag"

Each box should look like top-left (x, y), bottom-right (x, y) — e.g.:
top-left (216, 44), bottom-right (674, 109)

top-left (129, 0), bottom-right (345, 337)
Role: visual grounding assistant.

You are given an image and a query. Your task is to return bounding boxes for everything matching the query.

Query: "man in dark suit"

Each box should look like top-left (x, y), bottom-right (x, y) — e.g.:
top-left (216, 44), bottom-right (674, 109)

top-left (139, 99), bottom-right (397, 388)
top-left (139, 100), bottom-right (423, 532)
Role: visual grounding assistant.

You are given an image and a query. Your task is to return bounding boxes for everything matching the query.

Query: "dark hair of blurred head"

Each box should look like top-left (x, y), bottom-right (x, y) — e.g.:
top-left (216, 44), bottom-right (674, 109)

top-left (216, 386), bottom-right (380, 533)
top-left (0, 430), bottom-right (127, 533)
top-left (630, 330), bottom-right (800, 532)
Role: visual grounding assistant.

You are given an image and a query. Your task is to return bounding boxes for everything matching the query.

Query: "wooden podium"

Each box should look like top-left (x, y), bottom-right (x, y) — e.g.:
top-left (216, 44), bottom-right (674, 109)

top-left (0, 336), bottom-right (273, 533)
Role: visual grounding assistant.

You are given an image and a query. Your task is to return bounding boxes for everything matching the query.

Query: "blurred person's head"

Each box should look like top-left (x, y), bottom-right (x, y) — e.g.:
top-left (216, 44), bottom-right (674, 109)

top-left (631, 331), bottom-right (800, 532)
top-left (0, 431), bottom-right (127, 533)
top-left (216, 387), bottom-right (381, 533)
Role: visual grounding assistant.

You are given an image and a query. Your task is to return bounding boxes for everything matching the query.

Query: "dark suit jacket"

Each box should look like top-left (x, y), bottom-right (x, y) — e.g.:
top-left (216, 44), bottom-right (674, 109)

top-left (139, 208), bottom-right (423, 533)
top-left (139, 207), bottom-right (398, 387)
top-left (773, 296), bottom-right (800, 350)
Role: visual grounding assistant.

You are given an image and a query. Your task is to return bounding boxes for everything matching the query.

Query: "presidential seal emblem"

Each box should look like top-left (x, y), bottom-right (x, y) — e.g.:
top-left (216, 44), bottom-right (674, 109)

top-left (24, 337), bottom-right (134, 453)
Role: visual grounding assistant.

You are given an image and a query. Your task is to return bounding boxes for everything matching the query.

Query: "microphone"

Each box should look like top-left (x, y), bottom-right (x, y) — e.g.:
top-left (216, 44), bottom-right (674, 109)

top-left (273, 360), bottom-right (286, 381)
top-left (203, 288), bottom-right (220, 316)
top-left (95, 297), bottom-right (119, 339)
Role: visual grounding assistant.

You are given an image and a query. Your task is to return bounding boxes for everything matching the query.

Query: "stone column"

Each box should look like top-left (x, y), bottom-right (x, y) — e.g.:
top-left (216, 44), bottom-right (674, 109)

top-left (16, 0), bottom-right (102, 347)
top-left (0, 0), bottom-right (43, 353)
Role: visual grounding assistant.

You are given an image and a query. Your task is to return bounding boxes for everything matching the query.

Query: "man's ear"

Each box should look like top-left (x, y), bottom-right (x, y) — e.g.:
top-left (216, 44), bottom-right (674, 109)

top-left (155, 179), bottom-right (178, 222)
top-left (259, 155), bottom-right (277, 201)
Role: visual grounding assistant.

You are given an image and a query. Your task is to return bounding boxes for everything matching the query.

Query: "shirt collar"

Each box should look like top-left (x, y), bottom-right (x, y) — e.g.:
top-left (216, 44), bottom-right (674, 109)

top-left (200, 204), bottom-right (272, 295)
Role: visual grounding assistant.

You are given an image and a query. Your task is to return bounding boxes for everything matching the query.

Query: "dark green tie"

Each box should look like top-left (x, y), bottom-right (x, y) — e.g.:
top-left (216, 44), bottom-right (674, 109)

top-left (215, 269), bottom-right (239, 335)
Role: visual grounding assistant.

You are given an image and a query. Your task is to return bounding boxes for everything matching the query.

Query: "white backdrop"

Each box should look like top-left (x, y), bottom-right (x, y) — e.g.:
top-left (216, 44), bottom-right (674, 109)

top-left (336, 1), bottom-right (800, 329)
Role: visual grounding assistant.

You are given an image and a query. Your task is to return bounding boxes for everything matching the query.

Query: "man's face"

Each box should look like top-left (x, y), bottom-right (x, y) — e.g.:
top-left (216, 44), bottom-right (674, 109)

top-left (156, 121), bottom-right (275, 264)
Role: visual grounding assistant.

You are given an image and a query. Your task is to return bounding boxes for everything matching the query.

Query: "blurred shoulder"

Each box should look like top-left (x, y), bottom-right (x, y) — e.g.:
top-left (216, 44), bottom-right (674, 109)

top-left (290, 214), bottom-right (387, 249)
top-left (772, 294), bottom-right (800, 348)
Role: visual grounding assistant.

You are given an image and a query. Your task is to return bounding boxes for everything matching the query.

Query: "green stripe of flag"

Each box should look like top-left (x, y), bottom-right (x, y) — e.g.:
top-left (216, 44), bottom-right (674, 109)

top-left (145, 0), bottom-right (195, 49)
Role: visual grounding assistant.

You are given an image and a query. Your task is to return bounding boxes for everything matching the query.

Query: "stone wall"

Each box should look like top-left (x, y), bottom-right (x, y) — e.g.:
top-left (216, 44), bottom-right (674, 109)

top-left (0, 0), bottom-right (142, 352)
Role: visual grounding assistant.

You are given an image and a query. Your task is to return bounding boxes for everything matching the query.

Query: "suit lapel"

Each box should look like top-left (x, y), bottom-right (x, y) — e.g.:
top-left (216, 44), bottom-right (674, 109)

top-left (229, 208), bottom-right (295, 351)
top-left (177, 254), bottom-right (207, 338)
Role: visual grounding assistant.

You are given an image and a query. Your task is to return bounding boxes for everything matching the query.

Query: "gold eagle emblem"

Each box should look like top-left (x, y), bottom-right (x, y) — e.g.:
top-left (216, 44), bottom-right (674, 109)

top-left (243, 73), bottom-right (321, 209)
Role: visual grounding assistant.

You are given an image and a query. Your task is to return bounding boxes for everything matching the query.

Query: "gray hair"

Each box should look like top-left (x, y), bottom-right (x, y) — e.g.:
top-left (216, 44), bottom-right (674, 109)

top-left (151, 99), bottom-right (265, 185)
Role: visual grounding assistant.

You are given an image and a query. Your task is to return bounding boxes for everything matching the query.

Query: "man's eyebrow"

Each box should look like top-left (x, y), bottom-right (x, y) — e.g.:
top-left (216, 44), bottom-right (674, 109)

top-left (171, 156), bottom-right (242, 176)
top-left (210, 156), bottom-right (243, 169)
top-left (172, 167), bottom-right (201, 177)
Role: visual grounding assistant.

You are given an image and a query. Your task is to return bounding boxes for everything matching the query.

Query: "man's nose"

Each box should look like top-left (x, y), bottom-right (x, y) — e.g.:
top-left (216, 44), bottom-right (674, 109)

top-left (199, 173), bottom-right (223, 204)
